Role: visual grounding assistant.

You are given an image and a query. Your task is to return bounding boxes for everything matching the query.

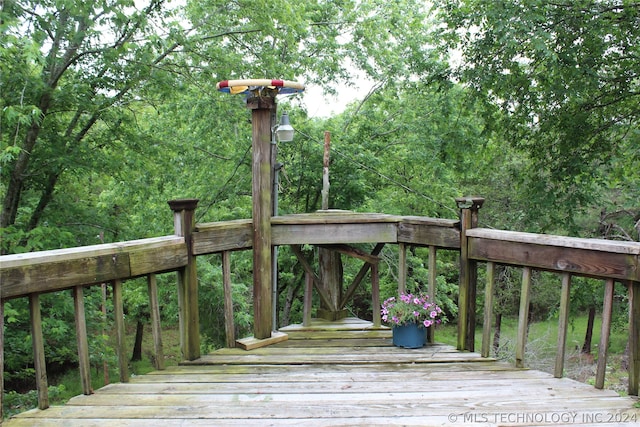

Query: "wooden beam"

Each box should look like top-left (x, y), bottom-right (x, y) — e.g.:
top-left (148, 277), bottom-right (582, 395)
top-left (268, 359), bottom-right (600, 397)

top-left (554, 273), bottom-right (571, 378)
top-left (73, 286), bottom-right (92, 395)
top-left (339, 243), bottom-right (385, 310)
top-left (596, 278), bottom-right (615, 389)
top-left (397, 220), bottom-right (461, 249)
top-left (147, 274), bottom-right (165, 369)
top-left (0, 236), bottom-right (186, 300)
top-left (273, 223), bottom-right (397, 245)
top-left (317, 244), bottom-right (380, 264)
top-left (467, 228), bottom-right (639, 281)
top-left (29, 293), bottom-right (49, 409)
top-left (192, 219), bottom-right (253, 255)
top-left (515, 267), bottom-right (532, 368)
top-left (236, 331), bottom-right (288, 351)
top-left (290, 245), bottom-right (333, 310)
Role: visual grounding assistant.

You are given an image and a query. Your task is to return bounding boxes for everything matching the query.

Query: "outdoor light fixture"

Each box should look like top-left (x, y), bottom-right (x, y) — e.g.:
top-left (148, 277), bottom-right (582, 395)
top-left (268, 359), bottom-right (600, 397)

top-left (274, 111), bottom-right (294, 142)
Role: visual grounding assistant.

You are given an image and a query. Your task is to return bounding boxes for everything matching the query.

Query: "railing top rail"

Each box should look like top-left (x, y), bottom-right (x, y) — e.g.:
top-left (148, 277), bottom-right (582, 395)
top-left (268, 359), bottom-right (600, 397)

top-left (467, 228), bottom-right (640, 255)
top-left (0, 236), bottom-right (187, 300)
top-left (467, 228), bottom-right (639, 281)
top-left (0, 236), bottom-right (184, 268)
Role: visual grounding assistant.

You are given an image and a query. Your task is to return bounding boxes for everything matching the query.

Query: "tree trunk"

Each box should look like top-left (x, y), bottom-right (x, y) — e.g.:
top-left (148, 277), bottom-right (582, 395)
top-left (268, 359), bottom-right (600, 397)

top-left (493, 313), bottom-right (502, 354)
top-left (27, 171), bottom-right (61, 232)
top-left (131, 320), bottom-right (144, 362)
top-left (582, 306), bottom-right (596, 354)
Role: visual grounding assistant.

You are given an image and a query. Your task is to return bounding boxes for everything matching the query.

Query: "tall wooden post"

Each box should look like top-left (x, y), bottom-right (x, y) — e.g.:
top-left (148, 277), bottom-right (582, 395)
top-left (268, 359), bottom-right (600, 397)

top-left (168, 198), bottom-right (200, 360)
top-left (247, 96), bottom-right (275, 340)
top-left (317, 131), bottom-right (347, 321)
top-left (455, 196), bottom-right (484, 351)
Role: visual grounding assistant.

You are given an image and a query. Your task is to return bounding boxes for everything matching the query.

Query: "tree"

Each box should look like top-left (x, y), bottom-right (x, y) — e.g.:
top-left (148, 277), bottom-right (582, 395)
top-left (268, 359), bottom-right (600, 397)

top-left (434, 0), bottom-right (640, 233)
top-left (1, 0), bottom-right (188, 251)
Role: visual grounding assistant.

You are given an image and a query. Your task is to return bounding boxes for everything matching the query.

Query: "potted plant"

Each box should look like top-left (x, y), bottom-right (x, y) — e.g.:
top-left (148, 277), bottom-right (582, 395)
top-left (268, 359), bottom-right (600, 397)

top-left (381, 292), bottom-right (445, 348)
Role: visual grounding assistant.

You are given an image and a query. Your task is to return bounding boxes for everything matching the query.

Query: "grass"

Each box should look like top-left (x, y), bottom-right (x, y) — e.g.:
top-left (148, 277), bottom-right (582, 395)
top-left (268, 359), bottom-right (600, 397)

top-left (435, 313), bottom-right (632, 394)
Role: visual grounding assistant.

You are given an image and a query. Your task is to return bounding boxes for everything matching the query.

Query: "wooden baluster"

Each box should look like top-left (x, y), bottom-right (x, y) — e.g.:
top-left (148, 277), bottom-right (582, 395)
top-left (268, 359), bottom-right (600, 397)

top-left (222, 251), bottom-right (236, 348)
top-left (29, 293), bottom-right (49, 409)
top-left (596, 278), bottom-right (615, 389)
top-left (303, 271), bottom-right (313, 327)
top-left (515, 267), bottom-right (532, 368)
top-left (371, 262), bottom-right (381, 328)
top-left (628, 280), bottom-right (639, 396)
top-left (113, 279), bottom-right (129, 382)
top-left (428, 245), bottom-right (437, 344)
top-left (398, 242), bottom-right (407, 295)
top-left (73, 286), bottom-right (92, 394)
top-left (481, 262), bottom-right (495, 358)
top-left (554, 273), bottom-right (571, 378)
top-left (147, 274), bottom-right (165, 369)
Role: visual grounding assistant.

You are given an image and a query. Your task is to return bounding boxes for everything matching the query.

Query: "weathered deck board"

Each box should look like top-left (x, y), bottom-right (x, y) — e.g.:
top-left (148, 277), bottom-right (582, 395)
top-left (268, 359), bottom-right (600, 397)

top-left (5, 321), bottom-right (639, 427)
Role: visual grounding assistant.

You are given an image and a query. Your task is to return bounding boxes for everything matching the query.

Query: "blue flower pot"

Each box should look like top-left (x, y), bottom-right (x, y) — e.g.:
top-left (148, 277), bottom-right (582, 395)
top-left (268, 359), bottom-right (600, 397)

top-left (392, 323), bottom-right (427, 348)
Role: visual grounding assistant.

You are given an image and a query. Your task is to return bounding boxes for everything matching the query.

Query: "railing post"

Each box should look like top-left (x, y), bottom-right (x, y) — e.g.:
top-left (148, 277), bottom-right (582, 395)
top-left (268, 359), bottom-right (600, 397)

top-left (455, 196), bottom-right (484, 351)
top-left (247, 96), bottom-right (275, 340)
top-left (168, 198), bottom-right (200, 360)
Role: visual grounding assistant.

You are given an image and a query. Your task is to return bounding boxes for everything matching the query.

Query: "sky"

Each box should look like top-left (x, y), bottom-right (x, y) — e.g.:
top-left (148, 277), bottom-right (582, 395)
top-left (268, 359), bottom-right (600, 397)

top-left (302, 82), bottom-right (371, 118)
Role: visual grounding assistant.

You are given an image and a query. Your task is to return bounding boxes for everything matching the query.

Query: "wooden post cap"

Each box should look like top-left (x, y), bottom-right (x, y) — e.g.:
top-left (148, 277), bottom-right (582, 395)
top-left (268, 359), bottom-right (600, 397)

top-left (455, 196), bottom-right (485, 210)
top-left (167, 199), bottom-right (199, 212)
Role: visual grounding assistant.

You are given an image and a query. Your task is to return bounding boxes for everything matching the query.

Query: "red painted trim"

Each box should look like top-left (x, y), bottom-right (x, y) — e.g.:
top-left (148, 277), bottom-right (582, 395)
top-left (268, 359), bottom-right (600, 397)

top-left (218, 81), bottom-right (229, 88)
top-left (271, 79), bottom-right (284, 87)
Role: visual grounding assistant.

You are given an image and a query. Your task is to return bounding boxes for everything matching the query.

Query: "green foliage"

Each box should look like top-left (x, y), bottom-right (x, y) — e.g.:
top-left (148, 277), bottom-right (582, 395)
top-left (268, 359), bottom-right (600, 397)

top-left (197, 254), bottom-right (254, 349)
top-left (2, 0), bottom-right (638, 416)
top-left (435, 0), bottom-right (640, 232)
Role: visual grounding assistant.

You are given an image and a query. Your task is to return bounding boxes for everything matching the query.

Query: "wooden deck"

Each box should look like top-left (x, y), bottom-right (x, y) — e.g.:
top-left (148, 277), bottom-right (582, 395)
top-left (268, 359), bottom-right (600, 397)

top-left (5, 319), bottom-right (639, 427)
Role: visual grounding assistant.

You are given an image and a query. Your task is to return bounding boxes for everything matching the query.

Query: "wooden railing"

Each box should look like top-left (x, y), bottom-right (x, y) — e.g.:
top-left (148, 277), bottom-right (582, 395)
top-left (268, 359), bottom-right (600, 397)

top-left (1, 197), bottom-right (639, 419)
top-left (466, 228), bottom-right (640, 395)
